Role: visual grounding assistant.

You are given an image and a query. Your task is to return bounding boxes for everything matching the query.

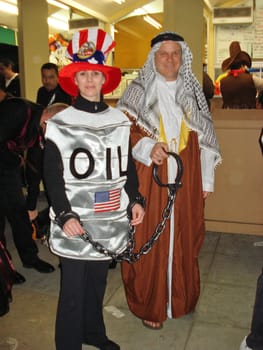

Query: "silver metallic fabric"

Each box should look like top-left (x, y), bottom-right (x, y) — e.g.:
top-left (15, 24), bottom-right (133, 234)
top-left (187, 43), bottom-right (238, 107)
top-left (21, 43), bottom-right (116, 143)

top-left (45, 106), bottom-right (131, 260)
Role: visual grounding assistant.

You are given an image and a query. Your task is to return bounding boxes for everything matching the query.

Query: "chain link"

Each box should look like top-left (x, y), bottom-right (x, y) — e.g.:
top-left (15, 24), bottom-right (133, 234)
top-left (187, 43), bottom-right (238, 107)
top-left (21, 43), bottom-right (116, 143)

top-left (80, 152), bottom-right (183, 263)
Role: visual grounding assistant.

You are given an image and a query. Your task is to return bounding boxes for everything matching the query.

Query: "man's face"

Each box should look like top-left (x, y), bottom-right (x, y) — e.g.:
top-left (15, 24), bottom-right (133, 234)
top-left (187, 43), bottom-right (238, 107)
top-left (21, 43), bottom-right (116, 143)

top-left (41, 68), bottom-right (58, 91)
top-left (154, 41), bottom-right (182, 81)
top-left (0, 63), bottom-right (11, 79)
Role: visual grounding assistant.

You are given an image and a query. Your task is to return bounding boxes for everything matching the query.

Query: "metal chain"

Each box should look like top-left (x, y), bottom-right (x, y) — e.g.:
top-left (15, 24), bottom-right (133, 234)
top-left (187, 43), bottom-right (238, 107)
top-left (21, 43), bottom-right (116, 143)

top-left (80, 152), bottom-right (183, 263)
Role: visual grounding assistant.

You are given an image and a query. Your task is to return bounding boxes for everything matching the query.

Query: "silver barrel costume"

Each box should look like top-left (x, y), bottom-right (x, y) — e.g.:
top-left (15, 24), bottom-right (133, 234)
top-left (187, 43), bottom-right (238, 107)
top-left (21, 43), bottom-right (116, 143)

top-left (45, 106), bottom-right (131, 260)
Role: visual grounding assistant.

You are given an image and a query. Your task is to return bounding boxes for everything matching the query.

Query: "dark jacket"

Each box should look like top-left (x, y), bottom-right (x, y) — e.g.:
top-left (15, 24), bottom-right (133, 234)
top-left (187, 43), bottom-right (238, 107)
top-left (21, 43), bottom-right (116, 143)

top-left (6, 75), bottom-right (21, 97)
top-left (220, 71), bottom-right (257, 109)
top-left (203, 72), bottom-right (214, 110)
top-left (36, 84), bottom-right (72, 107)
top-left (0, 95), bottom-right (44, 171)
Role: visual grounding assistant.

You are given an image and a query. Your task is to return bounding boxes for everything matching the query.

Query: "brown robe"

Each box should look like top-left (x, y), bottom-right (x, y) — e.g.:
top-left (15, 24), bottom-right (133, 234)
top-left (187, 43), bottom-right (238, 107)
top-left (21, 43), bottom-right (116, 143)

top-left (121, 120), bottom-right (205, 322)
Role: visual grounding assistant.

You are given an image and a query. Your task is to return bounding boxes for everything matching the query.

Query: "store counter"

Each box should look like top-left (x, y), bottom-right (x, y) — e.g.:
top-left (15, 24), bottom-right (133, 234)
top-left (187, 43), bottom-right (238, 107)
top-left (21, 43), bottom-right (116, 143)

top-left (205, 108), bottom-right (263, 235)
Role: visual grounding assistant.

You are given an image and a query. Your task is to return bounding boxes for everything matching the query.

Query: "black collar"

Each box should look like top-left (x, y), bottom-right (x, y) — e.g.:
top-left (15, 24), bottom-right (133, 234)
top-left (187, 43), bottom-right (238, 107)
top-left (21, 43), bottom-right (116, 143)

top-left (73, 94), bottom-right (108, 113)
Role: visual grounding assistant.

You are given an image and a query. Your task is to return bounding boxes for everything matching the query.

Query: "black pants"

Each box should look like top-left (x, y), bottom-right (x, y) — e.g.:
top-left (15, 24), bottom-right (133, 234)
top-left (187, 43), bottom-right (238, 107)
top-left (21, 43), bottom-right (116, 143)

top-left (0, 169), bottom-right (38, 265)
top-left (26, 145), bottom-right (51, 232)
top-left (56, 258), bottom-right (109, 350)
top-left (246, 268), bottom-right (263, 350)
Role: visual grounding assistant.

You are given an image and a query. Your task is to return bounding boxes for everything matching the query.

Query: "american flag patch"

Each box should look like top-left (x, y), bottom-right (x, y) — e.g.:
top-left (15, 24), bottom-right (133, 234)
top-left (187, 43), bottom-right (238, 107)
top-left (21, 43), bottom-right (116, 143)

top-left (94, 189), bottom-right (121, 213)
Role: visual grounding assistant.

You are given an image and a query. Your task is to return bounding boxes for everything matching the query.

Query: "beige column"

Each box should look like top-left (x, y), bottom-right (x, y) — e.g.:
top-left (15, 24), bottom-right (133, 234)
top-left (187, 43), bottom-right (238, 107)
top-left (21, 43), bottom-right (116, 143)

top-left (17, 0), bottom-right (49, 100)
top-left (163, 0), bottom-right (203, 83)
top-left (104, 23), bottom-right (115, 66)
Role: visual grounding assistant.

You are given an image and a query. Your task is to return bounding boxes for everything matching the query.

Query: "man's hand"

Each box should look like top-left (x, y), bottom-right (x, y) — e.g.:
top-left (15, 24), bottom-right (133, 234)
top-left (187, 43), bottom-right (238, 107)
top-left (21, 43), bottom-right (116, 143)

top-left (203, 191), bottom-right (211, 199)
top-left (150, 142), bottom-right (169, 165)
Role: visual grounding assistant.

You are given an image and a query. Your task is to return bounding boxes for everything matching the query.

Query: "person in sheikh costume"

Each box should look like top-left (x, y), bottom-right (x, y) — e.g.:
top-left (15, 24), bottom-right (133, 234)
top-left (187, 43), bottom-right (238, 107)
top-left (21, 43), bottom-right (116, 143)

top-left (117, 32), bottom-right (222, 329)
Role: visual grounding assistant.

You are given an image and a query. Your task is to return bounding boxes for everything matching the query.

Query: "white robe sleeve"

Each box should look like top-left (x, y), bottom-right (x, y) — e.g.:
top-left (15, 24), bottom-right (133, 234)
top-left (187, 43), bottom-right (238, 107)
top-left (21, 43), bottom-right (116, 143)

top-left (132, 137), bottom-right (156, 166)
top-left (200, 148), bottom-right (216, 193)
top-left (133, 137), bottom-right (216, 192)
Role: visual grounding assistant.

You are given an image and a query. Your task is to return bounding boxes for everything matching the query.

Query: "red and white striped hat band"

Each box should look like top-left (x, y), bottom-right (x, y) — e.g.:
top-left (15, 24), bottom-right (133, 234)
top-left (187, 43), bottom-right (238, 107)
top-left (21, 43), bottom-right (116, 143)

top-left (59, 28), bottom-right (121, 96)
top-left (66, 28), bottom-right (116, 64)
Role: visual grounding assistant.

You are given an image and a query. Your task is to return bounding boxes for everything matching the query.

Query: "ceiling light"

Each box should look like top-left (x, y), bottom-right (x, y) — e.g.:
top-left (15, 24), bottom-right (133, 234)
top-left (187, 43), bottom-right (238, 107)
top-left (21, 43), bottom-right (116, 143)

top-left (0, 0), bottom-right (69, 11)
top-left (47, 0), bottom-right (69, 11)
top-left (132, 8), bottom-right (146, 16)
top-left (47, 16), bottom-right (69, 30)
top-left (143, 15), bottom-right (162, 29)
top-left (114, 0), bottom-right (125, 4)
top-left (0, 1), bottom-right (18, 15)
top-left (0, 0), bottom-right (69, 31)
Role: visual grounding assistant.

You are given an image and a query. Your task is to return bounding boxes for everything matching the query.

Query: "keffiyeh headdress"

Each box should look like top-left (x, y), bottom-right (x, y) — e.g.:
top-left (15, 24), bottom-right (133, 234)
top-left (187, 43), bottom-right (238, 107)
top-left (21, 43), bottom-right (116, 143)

top-left (117, 31), bottom-right (221, 166)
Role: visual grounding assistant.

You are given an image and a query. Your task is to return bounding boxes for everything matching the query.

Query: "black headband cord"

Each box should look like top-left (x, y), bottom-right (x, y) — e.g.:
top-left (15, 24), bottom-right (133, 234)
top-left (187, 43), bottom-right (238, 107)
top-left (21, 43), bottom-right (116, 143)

top-left (151, 32), bottom-right (184, 47)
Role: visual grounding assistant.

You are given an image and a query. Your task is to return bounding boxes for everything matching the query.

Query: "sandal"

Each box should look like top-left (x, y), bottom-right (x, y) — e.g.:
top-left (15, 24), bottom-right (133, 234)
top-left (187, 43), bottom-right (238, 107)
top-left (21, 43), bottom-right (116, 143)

top-left (142, 320), bottom-right (163, 330)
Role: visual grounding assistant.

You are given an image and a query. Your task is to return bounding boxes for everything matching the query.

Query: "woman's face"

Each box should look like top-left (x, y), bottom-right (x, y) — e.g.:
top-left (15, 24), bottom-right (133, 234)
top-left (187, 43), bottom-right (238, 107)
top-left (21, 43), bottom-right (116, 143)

top-left (74, 70), bottom-right (105, 101)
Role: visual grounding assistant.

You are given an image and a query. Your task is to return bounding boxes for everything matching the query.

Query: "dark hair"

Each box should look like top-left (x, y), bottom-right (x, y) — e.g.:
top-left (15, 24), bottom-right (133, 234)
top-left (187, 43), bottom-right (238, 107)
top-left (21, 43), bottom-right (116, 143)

top-left (41, 62), bottom-right (59, 75)
top-left (0, 57), bottom-right (15, 70)
top-left (0, 74), bottom-right (6, 91)
top-left (229, 57), bottom-right (250, 70)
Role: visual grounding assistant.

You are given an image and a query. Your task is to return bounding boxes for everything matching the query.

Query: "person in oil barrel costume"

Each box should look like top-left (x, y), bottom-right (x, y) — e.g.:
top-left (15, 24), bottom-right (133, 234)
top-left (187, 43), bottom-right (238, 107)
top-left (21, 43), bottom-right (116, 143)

top-left (43, 28), bottom-right (145, 350)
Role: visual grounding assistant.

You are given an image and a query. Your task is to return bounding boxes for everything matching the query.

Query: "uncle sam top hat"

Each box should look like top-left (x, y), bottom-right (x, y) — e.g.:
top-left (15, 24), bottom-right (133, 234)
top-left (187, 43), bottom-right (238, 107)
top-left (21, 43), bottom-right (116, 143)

top-left (59, 28), bottom-right (121, 96)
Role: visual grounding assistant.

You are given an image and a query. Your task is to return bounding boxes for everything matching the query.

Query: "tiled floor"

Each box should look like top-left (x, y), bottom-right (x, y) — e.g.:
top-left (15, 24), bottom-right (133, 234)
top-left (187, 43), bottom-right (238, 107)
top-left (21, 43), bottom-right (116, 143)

top-left (0, 196), bottom-right (262, 349)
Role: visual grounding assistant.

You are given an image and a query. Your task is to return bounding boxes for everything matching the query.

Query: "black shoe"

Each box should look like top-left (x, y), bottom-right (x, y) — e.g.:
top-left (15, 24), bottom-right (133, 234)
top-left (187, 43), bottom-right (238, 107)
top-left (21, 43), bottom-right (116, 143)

top-left (0, 300), bottom-right (9, 317)
top-left (23, 258), bottom-right (55, 273)
top-left (85, 339), bottom-right (120, 350)
top-left (99, 339), bottom-right (120, 350)
top-left (0, 292), bottom-right (9, 317)
top-left (13, 271), bottom-right (26, 284)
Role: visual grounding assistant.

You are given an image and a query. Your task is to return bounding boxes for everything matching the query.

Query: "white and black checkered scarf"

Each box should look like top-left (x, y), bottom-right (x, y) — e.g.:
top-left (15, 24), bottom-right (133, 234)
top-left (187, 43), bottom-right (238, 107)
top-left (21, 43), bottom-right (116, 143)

top-left (117, 33), bottom-right (221, 166)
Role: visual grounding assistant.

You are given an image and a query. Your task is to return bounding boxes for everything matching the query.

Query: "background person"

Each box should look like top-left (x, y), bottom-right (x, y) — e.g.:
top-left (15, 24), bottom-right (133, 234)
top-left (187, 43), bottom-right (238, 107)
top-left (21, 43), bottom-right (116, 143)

top-left (27, 102), bottom-right (69, 243)
top-left (203, 64), bottom-right (214, 111)
top-left (220, 41), bottom-right (263, 109)
top-left (0, 74), bottom-right (55, 275)
top-left (0, 58), bottom-right (20, 97)
top-left (36, 62), bottom-right (72, 107)
top-left (117, 31), bottom-right (221, 330)
top-left (43, 28), bottom-right (145, 350)
top-left (26, 63), bottom-right (72, 235)
top-left (0, 57), bottom-right (25, 186)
